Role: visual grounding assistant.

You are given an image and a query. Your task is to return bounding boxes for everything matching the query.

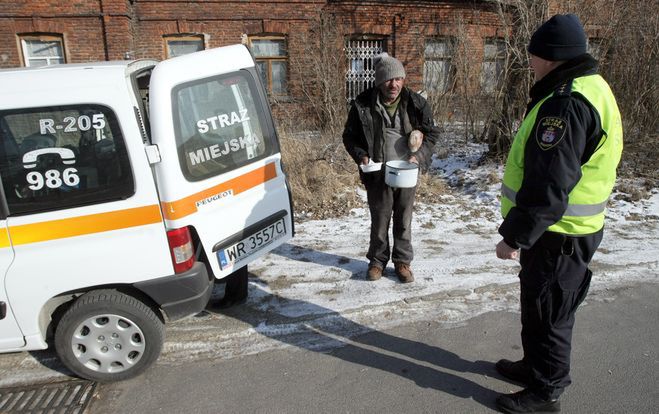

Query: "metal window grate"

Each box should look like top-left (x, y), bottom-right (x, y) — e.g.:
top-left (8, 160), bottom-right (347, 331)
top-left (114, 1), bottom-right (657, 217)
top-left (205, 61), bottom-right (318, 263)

top-left (0, 380), bottom-right (96, 414)
top-left (345, 39), bottom-right (384, 104)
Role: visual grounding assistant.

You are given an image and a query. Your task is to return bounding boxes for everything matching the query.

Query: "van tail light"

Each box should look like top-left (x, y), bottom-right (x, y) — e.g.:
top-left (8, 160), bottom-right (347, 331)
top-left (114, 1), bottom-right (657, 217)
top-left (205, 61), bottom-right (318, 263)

top-left (167, 227), bottom-right (195, 274)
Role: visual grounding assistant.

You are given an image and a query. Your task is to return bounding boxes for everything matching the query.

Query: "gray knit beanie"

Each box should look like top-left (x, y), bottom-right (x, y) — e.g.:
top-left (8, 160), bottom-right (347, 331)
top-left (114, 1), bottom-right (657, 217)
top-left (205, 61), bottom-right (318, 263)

top-left (374, 52), bottom-right (406, 86)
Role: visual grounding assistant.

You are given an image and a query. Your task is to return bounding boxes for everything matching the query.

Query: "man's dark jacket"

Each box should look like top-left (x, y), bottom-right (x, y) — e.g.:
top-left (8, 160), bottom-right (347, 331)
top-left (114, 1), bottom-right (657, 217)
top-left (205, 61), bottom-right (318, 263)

top-left (342, 87), bottom-right (439, 172)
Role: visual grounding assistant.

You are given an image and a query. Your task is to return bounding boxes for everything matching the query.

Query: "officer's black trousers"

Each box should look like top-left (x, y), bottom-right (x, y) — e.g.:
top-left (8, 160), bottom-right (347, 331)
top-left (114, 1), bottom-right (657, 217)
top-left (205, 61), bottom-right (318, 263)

top-left (518, 229), bottom-right (603, 399)
top-left (224, 265), bottom-right (248, 300)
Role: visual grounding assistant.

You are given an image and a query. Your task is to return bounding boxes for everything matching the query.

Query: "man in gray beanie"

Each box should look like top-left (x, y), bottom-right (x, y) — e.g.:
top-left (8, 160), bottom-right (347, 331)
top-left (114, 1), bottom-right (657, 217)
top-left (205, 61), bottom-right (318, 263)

top-left (343, 53), bottom-right (439, 283)
top-left (374, 52), bottom-right (407, 92)
top-left (494, 13), bottom-right (623, 413)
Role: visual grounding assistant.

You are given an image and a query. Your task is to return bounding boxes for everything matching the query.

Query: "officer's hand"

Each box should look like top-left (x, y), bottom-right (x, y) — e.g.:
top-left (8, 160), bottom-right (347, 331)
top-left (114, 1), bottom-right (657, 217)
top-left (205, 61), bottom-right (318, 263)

top-left (496, 240), bottom-right (519, 260)
top-left (361, 156), bottom-right (370, 165)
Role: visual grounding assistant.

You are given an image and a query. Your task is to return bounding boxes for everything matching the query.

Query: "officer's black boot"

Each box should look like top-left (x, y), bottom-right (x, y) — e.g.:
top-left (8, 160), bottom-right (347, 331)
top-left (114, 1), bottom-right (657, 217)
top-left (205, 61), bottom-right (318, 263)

top-left (496, 389), bottom-right (560, 413)
top-left (496, 359), bottom-right (533, 385)
top-left (212, 266), bottom-right (248, 309)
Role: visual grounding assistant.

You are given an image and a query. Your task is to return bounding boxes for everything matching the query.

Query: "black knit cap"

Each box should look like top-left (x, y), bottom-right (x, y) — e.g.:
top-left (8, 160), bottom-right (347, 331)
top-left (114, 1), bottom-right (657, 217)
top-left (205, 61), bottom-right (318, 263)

top-left (528, 14), bottom-right (587, 61)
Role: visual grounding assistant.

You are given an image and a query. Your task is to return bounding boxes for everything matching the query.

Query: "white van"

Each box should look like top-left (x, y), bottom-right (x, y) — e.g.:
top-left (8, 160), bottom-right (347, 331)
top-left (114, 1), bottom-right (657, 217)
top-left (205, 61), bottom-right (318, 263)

top-left (0, 45), bottom-right (294, 382)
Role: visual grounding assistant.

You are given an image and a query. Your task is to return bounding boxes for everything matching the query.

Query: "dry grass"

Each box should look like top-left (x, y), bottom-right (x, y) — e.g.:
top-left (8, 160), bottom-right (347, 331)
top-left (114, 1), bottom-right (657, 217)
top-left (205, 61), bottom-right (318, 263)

top-left (618, 141), bottom-right (659, 184)
top-left (415, 171), bottom-right (449, 204)
top-left (280, 131), bottom-right (449, 219)
top-left (280, 131), bottom-right (363, 219)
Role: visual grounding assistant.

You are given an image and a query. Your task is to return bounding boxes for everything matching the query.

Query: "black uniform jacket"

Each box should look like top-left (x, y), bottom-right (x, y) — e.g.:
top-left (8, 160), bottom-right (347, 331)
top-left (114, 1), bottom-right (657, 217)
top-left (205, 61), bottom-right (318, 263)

top-left (499, 54), bottom-right (604, 249)
top-left (342, 86), bottom-right (439, 172)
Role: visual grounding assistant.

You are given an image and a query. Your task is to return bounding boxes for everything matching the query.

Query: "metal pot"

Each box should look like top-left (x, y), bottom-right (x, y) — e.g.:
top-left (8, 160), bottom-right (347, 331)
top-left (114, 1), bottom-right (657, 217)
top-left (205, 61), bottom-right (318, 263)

top-left (384, 160), bottom-right (418, 188)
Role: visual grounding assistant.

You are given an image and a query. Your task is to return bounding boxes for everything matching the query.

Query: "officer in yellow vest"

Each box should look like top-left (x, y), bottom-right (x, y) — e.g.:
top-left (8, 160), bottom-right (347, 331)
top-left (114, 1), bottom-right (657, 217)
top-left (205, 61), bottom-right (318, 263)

top-left (494, 14), bottom-right (623, 413)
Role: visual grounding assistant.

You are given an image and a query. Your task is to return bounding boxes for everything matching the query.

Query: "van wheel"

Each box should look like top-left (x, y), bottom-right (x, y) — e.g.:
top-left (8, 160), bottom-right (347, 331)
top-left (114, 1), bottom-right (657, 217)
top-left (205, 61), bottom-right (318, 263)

top-left (54, 289), bottom-right (164, 382)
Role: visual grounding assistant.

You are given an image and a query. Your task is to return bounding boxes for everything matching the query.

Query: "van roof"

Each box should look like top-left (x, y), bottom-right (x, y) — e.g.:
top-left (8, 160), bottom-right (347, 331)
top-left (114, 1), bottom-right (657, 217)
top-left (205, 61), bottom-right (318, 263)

top-left (0, 59), bottom-right (158, 110)
top-left (0, 44), bottom-right (254, 110)
top-left (0, 44), bottom-right (253, 78)
top-left (0, 59), bottom-right (158, 79)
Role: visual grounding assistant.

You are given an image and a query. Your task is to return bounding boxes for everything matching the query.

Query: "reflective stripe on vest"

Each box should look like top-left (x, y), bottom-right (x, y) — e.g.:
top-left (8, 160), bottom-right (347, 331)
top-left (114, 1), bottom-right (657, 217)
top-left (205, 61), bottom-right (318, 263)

top-left (500, 74), bottom-right (623, 235)
top-left (501, 183), bottom-right (608, 216)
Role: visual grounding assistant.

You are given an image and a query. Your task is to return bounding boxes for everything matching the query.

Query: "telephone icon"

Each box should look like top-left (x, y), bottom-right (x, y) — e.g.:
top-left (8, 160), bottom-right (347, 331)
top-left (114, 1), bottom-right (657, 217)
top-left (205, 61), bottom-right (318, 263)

top-left (22, 147), bottom-right (76, 169)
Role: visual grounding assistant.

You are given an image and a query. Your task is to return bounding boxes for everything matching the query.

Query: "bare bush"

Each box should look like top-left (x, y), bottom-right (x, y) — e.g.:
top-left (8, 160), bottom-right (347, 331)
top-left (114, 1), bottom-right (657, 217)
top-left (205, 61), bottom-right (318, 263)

top-left (276, 1), bottom-right (657, 219)
top-left (484, 0), bottom-right (658, 181)
top-left (280, 12), bottom-right (368, 219)
top-left (584, 1), bottom-right (658, 180)
top-left (453, 17), bottom-right (483, 143)
top-left (279, 130), bottom-right (362, 219)
top-left (481, 0), bottom-right (548, 157)
top-left (288, 12), bottom-right (347, 136)
top-left (421, 16), bottom-right (492, 143)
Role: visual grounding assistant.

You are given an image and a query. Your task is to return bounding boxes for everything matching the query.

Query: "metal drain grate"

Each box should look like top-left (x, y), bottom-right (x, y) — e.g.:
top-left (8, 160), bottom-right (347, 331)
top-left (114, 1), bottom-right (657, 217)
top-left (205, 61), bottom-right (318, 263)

top-left (0, 380), bottom-right (96, 414)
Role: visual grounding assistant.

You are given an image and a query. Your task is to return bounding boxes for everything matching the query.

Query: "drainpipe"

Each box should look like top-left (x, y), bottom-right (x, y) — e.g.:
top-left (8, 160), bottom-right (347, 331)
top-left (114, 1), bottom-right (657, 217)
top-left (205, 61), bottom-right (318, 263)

top-left (392, 14), bottom-right (397, 55)
top-left (392, 13), bottom-right (403, 56)
top-left (98, 0), bottom-right (110, 60)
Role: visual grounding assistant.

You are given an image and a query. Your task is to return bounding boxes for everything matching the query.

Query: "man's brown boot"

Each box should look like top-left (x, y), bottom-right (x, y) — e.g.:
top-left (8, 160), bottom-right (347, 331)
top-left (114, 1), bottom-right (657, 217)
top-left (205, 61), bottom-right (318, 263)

top-left (367, 265), bottom-right (383, 281)
top-left (394, 263), bottom-right (414, 283)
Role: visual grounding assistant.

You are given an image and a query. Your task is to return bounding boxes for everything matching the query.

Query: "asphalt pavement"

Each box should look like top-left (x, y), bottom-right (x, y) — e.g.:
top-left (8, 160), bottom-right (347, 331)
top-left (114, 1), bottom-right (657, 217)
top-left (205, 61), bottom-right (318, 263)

top-left (88, 282), bottom-right (658, 414)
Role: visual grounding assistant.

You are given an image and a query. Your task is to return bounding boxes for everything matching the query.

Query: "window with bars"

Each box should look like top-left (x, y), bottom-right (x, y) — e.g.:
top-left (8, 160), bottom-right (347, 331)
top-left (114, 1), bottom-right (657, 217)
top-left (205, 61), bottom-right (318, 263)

top-left (345, 38), bottom-right (385, 104)
top-left (423, 37), bottom-right (455, 94)
top-left (165, 35), bottom-right (205, 58)
top-left (480, 38), bottom-right (506, 94)
top-left (20, 34), bottom-right (65, 67)
top-left (249, 36), bottom-right (288, 96)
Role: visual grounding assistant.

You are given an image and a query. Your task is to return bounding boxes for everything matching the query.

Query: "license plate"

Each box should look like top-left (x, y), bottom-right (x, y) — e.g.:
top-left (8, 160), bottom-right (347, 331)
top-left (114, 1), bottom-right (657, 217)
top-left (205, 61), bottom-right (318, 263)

top-left (217, 218), bottom-right (286, 270)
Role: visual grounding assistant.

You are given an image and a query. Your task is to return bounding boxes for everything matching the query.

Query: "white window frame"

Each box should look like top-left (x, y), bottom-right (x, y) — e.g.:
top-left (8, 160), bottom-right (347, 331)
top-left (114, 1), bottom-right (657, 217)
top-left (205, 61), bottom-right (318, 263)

top-left (248, 36), bottom-right (288, 96)
top-left (20, 34), bottom-right (66, 67)
top-left (480, 38), bottom-right (506, 94)
top-left (165, 34), bottom-right (205, 58)
top-left (423, 37), bottom-right (455, 94)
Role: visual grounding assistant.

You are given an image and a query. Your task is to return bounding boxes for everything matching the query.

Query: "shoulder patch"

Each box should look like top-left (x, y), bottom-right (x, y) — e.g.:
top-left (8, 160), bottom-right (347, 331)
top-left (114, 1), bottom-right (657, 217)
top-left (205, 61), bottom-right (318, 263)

top-left (535, 116), bottom-right (567, 150)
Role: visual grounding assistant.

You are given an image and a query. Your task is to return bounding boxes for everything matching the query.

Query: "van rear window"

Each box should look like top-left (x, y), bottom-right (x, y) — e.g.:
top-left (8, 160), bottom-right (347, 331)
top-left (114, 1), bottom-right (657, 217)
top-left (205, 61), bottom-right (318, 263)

top-left (0, 105), bottom-right (134, 215)
top-left (172, 71), bottom-right (272, 181)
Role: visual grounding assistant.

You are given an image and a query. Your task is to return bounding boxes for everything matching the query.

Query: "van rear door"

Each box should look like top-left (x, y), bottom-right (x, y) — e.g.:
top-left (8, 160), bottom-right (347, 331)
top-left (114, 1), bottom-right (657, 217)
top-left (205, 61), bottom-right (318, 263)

top-left (0, 219), bottom-right (24, 350)
top-left (0, 117), bottom-right (24, 350)
top-left (149, 45), bottom-right (293, 279)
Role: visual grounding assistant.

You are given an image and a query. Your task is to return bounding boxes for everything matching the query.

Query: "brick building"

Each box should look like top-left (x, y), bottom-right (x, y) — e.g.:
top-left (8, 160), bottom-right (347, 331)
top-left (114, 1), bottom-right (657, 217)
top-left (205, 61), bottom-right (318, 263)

top-left (1, 2), bottom-right (508, 93)
top-left (1, 1), bottom-right (603, 126)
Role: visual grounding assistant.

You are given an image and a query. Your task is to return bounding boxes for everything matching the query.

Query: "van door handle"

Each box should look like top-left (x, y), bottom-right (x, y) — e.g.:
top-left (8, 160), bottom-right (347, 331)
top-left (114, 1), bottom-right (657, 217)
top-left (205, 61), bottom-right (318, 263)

top-left (145, 144), bottom-right (161, 164)
top-left (0, 302), bottom-right (6, 320)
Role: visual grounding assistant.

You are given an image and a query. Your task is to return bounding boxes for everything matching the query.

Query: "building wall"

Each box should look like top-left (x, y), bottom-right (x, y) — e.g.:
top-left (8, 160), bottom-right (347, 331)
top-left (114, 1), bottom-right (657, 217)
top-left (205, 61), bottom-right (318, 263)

top-left (130, 0), bottom-right (325, 59)
top-left (1, 1), bottom-right (503, 77)
top-left (0, 1), bottom-right (607, 67)
top-left (325, 1), bottom-right (505, 93)
top-left (0, 0), bottom-right (512, 123)
top-left (0, 0), bottom-right (133, 65)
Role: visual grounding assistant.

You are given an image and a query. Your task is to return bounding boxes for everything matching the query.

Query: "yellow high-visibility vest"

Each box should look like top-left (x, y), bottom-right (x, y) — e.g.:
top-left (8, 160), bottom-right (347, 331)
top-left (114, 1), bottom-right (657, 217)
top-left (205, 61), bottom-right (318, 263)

top-left (501, 74), bottom-right (623, 235)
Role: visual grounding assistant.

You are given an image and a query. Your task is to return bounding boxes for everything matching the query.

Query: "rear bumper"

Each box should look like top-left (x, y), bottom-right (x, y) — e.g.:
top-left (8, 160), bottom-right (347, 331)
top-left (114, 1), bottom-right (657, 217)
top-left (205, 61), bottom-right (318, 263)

top-left (134, 262), bottom-right (213, 321)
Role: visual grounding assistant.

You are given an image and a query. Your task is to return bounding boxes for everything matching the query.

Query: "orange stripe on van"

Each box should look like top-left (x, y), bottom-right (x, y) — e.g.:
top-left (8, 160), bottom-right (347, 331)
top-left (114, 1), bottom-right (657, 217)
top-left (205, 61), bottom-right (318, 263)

top-left (9, 204), bottom-right (162, 246)
top-left (0, 229), bottom-right (10, 249)
top-left (161, 163), bottom-right (277, 221)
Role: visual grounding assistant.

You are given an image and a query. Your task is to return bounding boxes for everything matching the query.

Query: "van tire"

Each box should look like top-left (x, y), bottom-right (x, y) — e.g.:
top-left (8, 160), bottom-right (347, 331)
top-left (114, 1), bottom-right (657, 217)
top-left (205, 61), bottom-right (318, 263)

top-left (54, 289), bottom-right (165, 382)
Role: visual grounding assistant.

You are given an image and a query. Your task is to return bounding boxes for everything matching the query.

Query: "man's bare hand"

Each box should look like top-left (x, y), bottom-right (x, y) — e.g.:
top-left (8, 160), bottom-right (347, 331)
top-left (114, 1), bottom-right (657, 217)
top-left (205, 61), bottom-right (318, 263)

top-left (496, 239), bottom-right (519, 260)
top-left (361, 156), bottom-right (370, 165)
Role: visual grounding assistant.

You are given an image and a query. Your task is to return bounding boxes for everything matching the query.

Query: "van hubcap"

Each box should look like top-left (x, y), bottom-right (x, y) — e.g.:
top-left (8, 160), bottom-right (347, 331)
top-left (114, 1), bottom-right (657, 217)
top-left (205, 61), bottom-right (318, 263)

top-left (71, 314), bottom-right (146, 373)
